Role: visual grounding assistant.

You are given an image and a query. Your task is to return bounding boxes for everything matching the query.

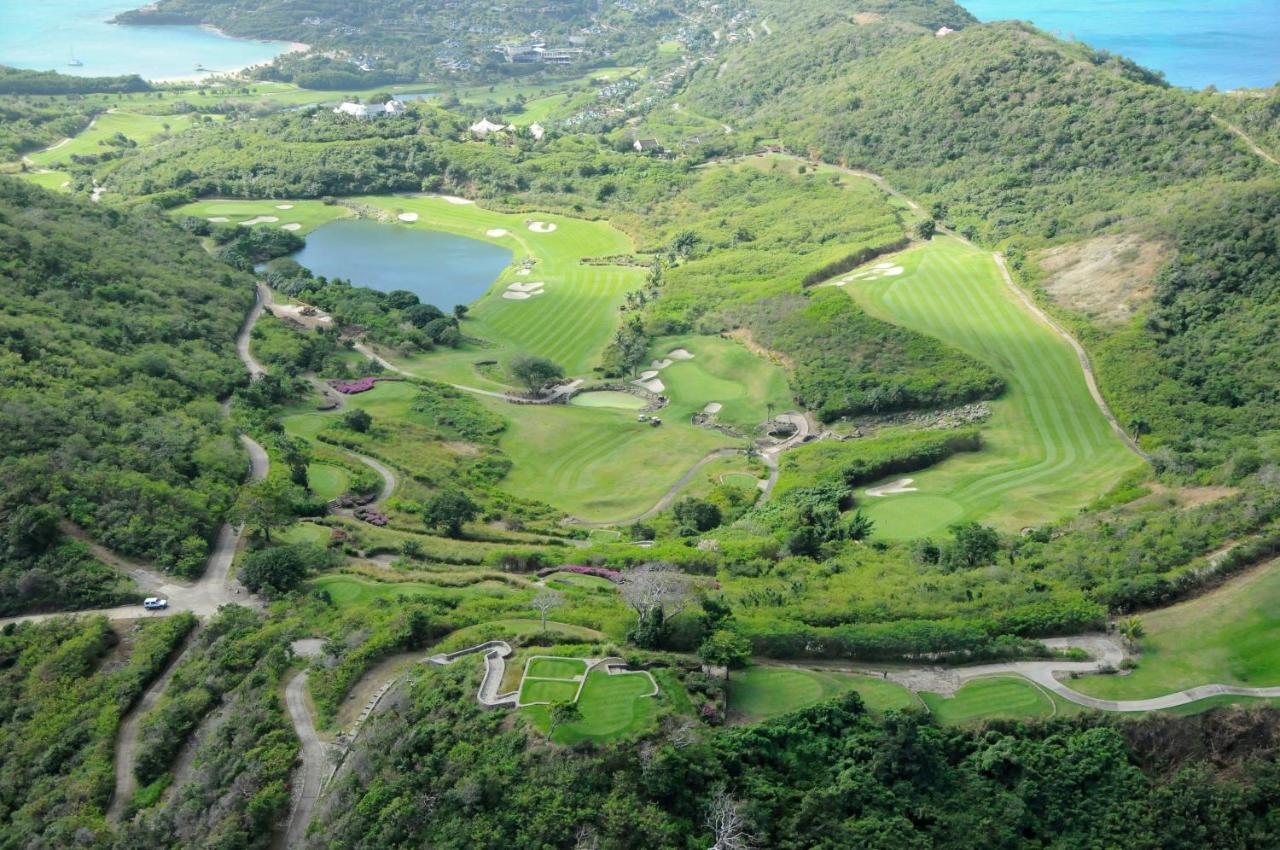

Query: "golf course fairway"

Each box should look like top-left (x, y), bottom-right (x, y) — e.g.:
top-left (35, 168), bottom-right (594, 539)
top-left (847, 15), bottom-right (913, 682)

top-left (846, 238), bottom-right (1145, 538)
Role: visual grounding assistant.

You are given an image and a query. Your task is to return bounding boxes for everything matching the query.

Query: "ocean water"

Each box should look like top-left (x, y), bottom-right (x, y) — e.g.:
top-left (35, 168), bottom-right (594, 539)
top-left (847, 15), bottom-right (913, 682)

top-left (960, 1), bottom-right (1280, 89)
top-left (0, 0), bottom-right (294, 81)
top-left (291, 220), bottom-right (513, 310)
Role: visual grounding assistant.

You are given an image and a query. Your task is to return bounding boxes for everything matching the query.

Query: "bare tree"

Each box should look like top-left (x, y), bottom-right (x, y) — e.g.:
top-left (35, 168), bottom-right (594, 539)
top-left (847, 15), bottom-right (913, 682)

top-left (620, 562), bottom-right (695, 647)
top-left (706, 788), bottom-right (753, 850)
top-left (574, 825), bottom-right (600, 850)
top-left (530, 589), bottom-right (564, 631)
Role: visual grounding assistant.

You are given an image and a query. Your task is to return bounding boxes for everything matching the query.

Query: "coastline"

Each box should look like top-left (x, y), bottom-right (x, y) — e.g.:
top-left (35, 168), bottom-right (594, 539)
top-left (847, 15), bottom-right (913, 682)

top-left (143, 26), bottom-right (307, 83)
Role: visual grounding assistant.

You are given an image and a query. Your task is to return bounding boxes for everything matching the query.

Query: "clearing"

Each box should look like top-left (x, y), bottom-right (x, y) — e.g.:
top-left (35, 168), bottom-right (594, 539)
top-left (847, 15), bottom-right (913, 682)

top-left (846, 238), bottom-right (1145, 537)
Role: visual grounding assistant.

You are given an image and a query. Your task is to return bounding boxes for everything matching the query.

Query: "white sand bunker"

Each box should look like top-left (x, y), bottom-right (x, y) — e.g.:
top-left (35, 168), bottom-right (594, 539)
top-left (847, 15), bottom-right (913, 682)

top-left (239, 216), bottom-right (279, 226)
top-left (634, 378), bottom-right (665, 393)
top-left (865, 478), bottom-right (918, 497)
top-left (503, 281), bottom-right (544, 300)
top-left (528, 221), bottom-right (558, 233)
top-left (841, 265), bottom-right (905, 284)
top-left (275, 204), bottom-right (294, 210)
top-left (651, 358), bottom-right (673, 370)
top-left (207, 216), bottom-right (229, 223)
top-left (281, 223), bottom-right (301, 231)
top-left (270, 303), bottom-right (333, 327)
top-left (638, 370), bottom-right (659, 380)
top-left (703, 402), bottom-right (723, 414)
top-left (441, 195), bottom-right (474, 205)
top-left (516, 268), bottom-right (532, 275)
top-left (397, 212), bottom-right (419, 222)
top-left (486, 228), bottom-right (509, 237)
top-left (667, 348), bottom-right (695, 360)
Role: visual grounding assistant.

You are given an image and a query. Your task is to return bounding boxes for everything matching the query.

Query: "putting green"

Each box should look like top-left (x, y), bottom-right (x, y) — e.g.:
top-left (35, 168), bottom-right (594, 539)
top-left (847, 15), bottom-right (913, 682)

top-left (524, 668), bottom-right (660, 743)
top-left (569, 391), bottom-right (647, 410)
top-left (921, 676), bottom-right (1055, 725)
top-left (306, 463), bottom-right (350, 501)
top-left (526, 657), bottom-right (588, 679)
top-left (519, 678), bottom-right (580, 705)
top-left (846, 238), bottom-right (1145, 537)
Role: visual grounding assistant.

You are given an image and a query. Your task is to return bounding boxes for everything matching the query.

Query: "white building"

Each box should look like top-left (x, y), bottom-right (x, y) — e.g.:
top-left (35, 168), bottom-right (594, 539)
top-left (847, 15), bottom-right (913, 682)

top-left (470, 118), bottom-right (508, 138)
top-left (529, 122), bottom-right (546, 141)
top-left (333, 100), bottom-right (407, 119)
top-left (936, 26), bottom-right (957, 37)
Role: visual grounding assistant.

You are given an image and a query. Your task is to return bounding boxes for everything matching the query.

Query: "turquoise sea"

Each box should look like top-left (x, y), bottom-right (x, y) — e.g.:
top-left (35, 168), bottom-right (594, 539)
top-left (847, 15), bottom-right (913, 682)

top-left (960, 1), bottom-right (1280, 90)
top-left (0, 0), bottom-right (294, 81)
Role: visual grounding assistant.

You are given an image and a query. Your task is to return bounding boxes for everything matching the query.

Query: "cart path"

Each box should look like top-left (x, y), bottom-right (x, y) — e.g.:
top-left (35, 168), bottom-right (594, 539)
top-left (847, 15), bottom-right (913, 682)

top-left (107, 629), bottom-right (200, 823)
top-left (281, 670), bottom-right (332, 849)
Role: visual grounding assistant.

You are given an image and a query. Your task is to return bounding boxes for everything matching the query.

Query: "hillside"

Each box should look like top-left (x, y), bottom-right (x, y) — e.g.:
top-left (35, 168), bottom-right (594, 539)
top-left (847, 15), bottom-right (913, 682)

top-left (0, 178), bottom-right (255, 612)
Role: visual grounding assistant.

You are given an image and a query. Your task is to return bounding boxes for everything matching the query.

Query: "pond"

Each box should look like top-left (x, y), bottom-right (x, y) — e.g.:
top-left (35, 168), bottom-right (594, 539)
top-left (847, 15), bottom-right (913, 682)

top-left (291, 219), bottom-right (512, 309)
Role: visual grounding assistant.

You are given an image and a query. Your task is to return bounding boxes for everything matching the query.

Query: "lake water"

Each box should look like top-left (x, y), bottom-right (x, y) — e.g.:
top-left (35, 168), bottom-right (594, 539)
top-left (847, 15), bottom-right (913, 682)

top-left (0, 0), bottom-right (295, 81)
top-left (292, 220), bottom-right (513, 309)
top-left (960, 1), bottom-right (1280, 90)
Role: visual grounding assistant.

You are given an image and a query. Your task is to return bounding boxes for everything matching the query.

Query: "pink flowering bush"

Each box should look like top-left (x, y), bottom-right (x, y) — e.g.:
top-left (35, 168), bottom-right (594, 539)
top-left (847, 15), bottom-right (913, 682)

top-left (333, 377), bottom-right (378, 394)
top-left (537, 564), bottom-right (623, 583)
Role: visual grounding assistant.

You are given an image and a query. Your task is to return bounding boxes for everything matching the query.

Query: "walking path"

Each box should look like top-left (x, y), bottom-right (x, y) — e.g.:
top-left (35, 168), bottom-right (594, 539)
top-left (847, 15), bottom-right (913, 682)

top-left (1212, 115), bottom-right (1279, 166)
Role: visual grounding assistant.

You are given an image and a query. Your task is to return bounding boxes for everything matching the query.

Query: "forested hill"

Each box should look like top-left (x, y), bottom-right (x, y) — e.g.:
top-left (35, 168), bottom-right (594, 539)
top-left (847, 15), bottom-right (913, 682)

top-left (687, 3), bottom-right (1259, 244)
top-left (0, 178), bottom-right (255, 611)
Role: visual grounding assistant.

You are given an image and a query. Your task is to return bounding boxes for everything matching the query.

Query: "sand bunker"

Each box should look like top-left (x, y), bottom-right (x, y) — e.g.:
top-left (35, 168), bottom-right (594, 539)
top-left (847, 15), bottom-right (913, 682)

top-left (703, 402), bottom-right (723, 414)
top-left (486, 229), bottom-right (509, 238)
top-left (837, 265), bottom-right (905, 285)
top-left (650, 358), bottom-right (673, 370)
top-left (239, 216), bottom-right (279, 226)
top-left (275, 204), bottom-right (294, 210)
top-left (280, 223), bottom-right (302, 231)
top-left (528, 221), bottom-right (558, 233)
top-left (667, 348), bottom-right (694, 360)
top-left (397, 212), bottom-right (419, 222)
top-left (516, 268), bottom-right (532, 276)
top-left (207, 216), bottom-right (229, 223)
top-left (873, 262), bottom-right (895, 270)
top-left (441, 195), bottom-right (474, 205)
top-left (634, 378), bottom-right (666, 393)
top-left (270, 303), bottom-right (333, 327)
top-left (638, 370), bottom-right (659, 380)
top-left (507, 281), bottom-right (544, 293)
top-left (865, 478), bottom-right (918, 497)
top-left (502, 291), bottom-right (532, 300)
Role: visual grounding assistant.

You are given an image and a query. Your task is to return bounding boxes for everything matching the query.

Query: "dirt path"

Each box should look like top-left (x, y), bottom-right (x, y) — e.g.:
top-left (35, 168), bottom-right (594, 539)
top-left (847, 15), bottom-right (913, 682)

top-left (1212, 115), bottom-right (1279, 166)
top-left (108, 629), bottom-right (199, 822)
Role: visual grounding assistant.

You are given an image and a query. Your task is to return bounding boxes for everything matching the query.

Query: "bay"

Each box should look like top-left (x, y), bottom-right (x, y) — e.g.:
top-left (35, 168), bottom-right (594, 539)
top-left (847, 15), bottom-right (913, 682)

top-left (960, 0), bottom-right (1280, 90)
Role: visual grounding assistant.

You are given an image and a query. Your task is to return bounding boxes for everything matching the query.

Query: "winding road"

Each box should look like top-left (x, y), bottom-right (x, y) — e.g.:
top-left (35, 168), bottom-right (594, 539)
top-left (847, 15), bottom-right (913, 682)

top-left (282, 668), bottom-right (331, 849)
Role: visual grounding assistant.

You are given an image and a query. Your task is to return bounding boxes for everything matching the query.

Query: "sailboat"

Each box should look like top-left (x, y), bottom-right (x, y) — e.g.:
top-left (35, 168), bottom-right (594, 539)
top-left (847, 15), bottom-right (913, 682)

top-left (67, 46), bottom-right (83, 67)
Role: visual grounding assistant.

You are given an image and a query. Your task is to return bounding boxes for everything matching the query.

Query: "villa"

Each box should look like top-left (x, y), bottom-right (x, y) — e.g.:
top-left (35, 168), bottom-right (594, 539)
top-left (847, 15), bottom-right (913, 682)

top-left (529, 122), bottom-right (546, 141)
top-left (333, 100), bottom-right (407, 119)
top-left (470, 118), bottom-right (509, 138)
top-left (633, 138), bottom-right (661, 153)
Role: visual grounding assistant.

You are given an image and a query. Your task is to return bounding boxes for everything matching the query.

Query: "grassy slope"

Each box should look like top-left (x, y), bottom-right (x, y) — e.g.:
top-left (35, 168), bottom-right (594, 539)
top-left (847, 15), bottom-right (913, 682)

top-left (846, 238), bottom-right (1143, 537)
top-left (920, 676), bottom-right (1056, 725)
top-left (1073, 559), bottom-right (1280, 700)
top-left (26, 110), bottom-right (203, 168)
top-left (727, 666), bottom-right (919, 722)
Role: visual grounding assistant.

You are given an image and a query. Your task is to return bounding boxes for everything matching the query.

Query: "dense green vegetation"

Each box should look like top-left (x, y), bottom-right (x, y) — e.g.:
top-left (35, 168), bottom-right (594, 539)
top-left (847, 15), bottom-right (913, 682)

top-left (0, 179), bottom-right (256, 606)
top-left (0, 65), bottom-right (150, 96)
top-left (0, 614), bottom-right (194, 847)
top-left (0, 96), bottom-right (96, 158)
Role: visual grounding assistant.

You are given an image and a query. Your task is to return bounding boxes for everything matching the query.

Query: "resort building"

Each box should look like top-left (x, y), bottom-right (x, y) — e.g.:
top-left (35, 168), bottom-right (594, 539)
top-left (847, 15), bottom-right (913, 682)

top-left (333, 100), bottom-right (407, 119)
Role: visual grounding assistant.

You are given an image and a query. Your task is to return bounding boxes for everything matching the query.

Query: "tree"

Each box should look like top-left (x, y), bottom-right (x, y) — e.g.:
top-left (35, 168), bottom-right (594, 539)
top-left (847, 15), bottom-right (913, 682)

top-left (399, 538), bottom-right (423, 559)
top-left (342, 408), bottom-right (372, 433)
top-left (530, 589), bottom-right (564, 631)
top-left (706, 788), bottom-right (754, 850)
top-left (422, 489), bottom-right (479, 538)
top-left (673, 498), bottom-right (722, 532)
top-left (233, 477), bottom-right (298, 543)
top-left (548, 700), bottom-right (581, 737)
top-left (944, 521), bottom-right (1000, 569)
top-left (621, 562), bottom-right (694, 649)
top-left (453, 304), bottom-right (469, 320)
top-left (278, 437), bottom-right (312, 490)
top-left (843, 509), bottom-right (875, 541)
top-left (239, 544), bottom-right (314, 595)
top-left (1117, 615), bottom-right (1146, 647)
top-left (698, 629), bottom-right (752, 680)
top-left (509, 355), bottom-right (564, 394)
top-left (915, 219), bottom-right (937, 240)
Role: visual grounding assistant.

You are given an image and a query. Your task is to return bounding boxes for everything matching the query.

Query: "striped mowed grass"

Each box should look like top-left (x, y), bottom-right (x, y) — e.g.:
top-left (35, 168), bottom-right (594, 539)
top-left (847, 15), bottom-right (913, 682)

top-left (846, 238), bottom-right (1145, 538)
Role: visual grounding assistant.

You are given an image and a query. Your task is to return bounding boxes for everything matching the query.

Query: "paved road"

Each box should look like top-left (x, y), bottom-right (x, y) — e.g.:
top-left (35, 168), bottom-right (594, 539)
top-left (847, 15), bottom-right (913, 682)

top-left (237, 284), bottom-right (269, 379)
top-left (282, 670), bottom-right (332, 849)
top-left (353, 453), bottom-right (397, 504)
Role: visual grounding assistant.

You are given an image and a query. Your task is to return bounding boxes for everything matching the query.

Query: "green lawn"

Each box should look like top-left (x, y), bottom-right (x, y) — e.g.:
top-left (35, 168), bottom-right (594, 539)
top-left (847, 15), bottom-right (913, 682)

top-left (545, 572), bottom-right (618, 592)
top-left (309, 574), bottom-right (510, 607)
top-left (846, 238), bottom-right (1145, 537)
top-left (570, 391), bottom-right (647, 410)
top-left (524, 668), bottom-right (660, 744)
top-left (519, 678), bottom-right (581, 705)
top-left (526, 657), bottom-right (588, 679)
top-left (727, 666), bottom-right (919, 722)
top-left (307, 463), bottom-right (350, 501)
top-left (172, 198), bottom-right (351, 234)
top-left (921, 676), bottom-right (1056, 725)
top-left (14, 169), bottom-right (73, 192)
top-left (1072, 559), bottom-right (1280, 700)
top-left (26, 110), bottom-right (205, 169)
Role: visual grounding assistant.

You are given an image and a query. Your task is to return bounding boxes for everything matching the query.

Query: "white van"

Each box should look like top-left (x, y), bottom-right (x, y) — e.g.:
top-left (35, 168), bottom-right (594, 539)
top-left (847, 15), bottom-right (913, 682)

top-left (143, 597), bottom-right (168, 610)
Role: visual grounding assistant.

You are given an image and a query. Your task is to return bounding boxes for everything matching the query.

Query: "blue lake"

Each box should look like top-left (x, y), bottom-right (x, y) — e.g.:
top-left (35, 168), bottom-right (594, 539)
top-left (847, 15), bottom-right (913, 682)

top-left (960, 0), bottom-right (1280, 90)
top-left (0, 0), bottom-right (294, 81)
top-left (292, 220), bottom-right (513, 309)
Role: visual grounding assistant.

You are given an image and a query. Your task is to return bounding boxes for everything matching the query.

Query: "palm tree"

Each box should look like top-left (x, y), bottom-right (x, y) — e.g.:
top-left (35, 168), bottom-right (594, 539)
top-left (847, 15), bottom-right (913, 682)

top-left (1116, 615), bottom-right (1145, 648)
